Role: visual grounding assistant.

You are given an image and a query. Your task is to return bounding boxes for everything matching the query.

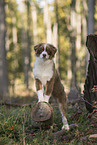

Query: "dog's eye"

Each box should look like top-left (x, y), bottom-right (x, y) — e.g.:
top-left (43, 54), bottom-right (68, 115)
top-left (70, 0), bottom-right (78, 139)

top-left (37, 48), bottom-right (43, 54)
top-left (47, 49), bottom-right (52, 55)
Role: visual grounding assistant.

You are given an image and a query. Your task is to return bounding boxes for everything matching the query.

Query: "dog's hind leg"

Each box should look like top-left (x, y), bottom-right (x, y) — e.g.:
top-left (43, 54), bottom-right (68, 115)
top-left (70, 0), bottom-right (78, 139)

top-left (58, 98), bottom-right (69, 130)
top-left (52, 71), bottom-right (69, 130)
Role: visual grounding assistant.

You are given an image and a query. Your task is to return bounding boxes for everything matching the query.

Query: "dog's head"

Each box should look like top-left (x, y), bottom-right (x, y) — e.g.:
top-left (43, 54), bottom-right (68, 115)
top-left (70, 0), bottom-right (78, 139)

top-left (34, 43), bottom-right (57, 60)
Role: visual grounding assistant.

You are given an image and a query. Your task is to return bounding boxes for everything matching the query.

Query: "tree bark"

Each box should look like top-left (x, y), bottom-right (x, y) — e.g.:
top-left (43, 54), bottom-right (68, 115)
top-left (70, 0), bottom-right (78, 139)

top-left (0, 0), bottom-right (8, 101)
top-left (53, 23), bottom-right (58, 48)
top-left (70, 0), bottom-right (76, 88)
top-left (88, 0), bottom-right (95, 35)
top-left (21, 28), bottom-right (28, 89)
top-left (84, 35), bottom-right (97, 112)
top-left (82, 0), bottom-right (88, 76)
top-left (44, 0), bottom-right (52, 43)
top-left (26, 0), bottom-right (32, 89)
top-left (12, 16), bottom-right (18, 94)
top-left (32, 2), bottom-right (37, 45)
top-left (76, 0), bottom-right (81, 51)
top-left (19, 0), bottom-right (30, 89)
top-left (55, 0), bottom-right (60, 73)
top-left (75, 0), bottom-right (81, 86)
top-left (86, 0), bottom-right (95, 75)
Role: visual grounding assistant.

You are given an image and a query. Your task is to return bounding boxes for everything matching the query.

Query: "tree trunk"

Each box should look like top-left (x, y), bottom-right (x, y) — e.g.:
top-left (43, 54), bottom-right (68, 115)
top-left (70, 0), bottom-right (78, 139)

top-left (76, 0), bottom-right (81, 51)
top-left (12, 16), bottom-right (18, 94)
top-left (86, 0), bottom-right (95, 75)
top-left (44, 0), bottom-right (52, 43)
top-left (76, 0), bottom-right (81, 86)
top-left (88, 0), bottom-right (95, 35)
top-left (84, 35), bottom-right (97, 112)
top-left (70, 0), bottom-right (76, 88)
top-left (46, 16), bottom-right (52, 43)
top-left (26, 0), bottom-right (32, 89)
top-left (82, 0), bottom-right (88, 75)
top-left (0, 0), bottom-right (8, 101)
top-left (82, 0), bottom-right (87, 44)
top-left (52, 23), bottom-right (58, 48)
top-left (32, 2), bottom-right (37, 45)
top-left (19, 0), bottom-right (30, 89)
top-left (21, 28), bottom-right (28, 89)
top-left (55, 0), bottom-right (60, 73)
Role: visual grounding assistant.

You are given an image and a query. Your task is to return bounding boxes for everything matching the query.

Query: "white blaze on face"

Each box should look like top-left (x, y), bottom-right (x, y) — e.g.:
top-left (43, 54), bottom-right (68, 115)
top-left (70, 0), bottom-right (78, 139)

top-left (40, 43), bottom-right (49, 59)
top-left (44, 43), bottom-right (47, 51)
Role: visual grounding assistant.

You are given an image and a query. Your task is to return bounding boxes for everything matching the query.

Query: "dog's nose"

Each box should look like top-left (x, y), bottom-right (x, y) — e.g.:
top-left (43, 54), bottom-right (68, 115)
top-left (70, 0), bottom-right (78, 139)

top-left (43, 54), bottom-right (46, 58)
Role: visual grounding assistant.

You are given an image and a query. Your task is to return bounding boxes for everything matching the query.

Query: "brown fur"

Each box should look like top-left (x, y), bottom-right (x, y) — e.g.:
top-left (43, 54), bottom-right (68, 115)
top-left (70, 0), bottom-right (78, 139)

top-left (34, 44), bottom-right (67, 116)
top-left (35, 79), bottom-right (42, 91)
top-left (33, 43), bottom-right (69, 130)
top-left (47, 69), bottom-right (67, 117)
top-left (35, 67), bottom-right (67, 117)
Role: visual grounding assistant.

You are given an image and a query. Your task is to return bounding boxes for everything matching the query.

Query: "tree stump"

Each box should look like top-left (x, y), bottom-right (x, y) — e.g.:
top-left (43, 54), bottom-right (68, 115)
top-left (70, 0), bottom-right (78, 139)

top-left (31, 102), bottom-right (54, 129)
top-left (84, 35), bottom-right (97, 113)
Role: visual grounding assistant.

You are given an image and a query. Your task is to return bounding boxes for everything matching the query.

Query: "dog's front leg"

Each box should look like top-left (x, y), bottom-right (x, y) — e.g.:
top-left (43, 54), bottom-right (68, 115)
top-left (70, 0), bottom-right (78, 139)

top-left (35, 79), bottom-right (44, 102)
top-left (44, 78), bottom-right (54, 103)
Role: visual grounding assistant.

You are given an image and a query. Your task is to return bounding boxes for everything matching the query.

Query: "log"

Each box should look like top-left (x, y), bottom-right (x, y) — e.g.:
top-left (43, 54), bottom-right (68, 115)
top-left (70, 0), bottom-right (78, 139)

top-left (31, 102), bottom-right (54, 129)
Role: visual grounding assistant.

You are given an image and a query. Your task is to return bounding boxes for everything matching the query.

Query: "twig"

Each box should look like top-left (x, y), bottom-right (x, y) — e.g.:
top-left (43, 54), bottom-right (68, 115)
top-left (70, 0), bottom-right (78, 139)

top-left (23, 113), bottom-right (25, 145)
top-left (81, 134), bottom-right (97, 141)
top-left (0, 113), bottom-right (4, 116)
top-left (82, 99), bottom-right (97, 109)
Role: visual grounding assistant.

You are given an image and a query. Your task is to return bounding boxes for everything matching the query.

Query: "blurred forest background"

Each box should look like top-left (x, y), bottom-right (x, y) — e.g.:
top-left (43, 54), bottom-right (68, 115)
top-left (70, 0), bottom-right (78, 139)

top-left (0, 0), bottom-right (97, 101)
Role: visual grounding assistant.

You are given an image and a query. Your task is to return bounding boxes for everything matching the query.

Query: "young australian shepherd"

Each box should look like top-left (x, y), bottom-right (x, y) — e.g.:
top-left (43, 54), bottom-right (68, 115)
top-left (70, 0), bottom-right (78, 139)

top-left (33, 43), bottom-right (69, 130)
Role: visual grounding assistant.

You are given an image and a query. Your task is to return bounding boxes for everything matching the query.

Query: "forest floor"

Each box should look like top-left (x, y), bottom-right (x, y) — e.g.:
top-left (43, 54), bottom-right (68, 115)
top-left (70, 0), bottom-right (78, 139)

top-left (0, 92), bottom-right (97, 145)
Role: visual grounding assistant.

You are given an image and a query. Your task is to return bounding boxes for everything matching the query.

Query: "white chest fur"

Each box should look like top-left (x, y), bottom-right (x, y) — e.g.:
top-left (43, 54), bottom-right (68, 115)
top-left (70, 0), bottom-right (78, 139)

top-left (33, 57), bottom-right (54, 86)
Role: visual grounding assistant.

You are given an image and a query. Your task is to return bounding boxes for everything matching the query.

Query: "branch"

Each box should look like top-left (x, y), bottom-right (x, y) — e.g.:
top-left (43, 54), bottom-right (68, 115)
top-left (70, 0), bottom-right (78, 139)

top-left (0, 102), bottom-right (32, 107)
top-left (52, 124), bottom-right (78, 137)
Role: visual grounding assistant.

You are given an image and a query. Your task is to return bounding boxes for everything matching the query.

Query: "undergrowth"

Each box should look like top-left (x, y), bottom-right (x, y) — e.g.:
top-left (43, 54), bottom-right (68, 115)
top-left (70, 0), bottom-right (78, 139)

top-left (0, 103), bottom-right (96, 144)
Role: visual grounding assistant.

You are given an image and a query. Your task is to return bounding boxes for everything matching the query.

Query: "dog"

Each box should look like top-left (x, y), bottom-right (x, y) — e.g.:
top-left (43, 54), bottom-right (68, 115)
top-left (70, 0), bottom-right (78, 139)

top-left (33, 43), bottom-right (69, 130)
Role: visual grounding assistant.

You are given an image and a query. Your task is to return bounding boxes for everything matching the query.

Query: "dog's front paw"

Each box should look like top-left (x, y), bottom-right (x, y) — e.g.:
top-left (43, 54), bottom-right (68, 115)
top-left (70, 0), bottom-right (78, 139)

top-left (62, 124), bottom-right (69, 131)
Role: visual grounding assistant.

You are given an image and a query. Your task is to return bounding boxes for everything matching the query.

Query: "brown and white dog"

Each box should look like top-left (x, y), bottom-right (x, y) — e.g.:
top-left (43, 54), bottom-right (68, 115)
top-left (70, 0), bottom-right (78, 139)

top-left (33, 43), bottom-right (69, 130)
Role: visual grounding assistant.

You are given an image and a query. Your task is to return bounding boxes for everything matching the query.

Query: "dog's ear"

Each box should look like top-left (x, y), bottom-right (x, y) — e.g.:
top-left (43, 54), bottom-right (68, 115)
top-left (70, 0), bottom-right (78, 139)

top-left (52, 45), bottom-right (57, 54)
top-left (34, 44), bottom-right (40, 51)
top-left (34, 43), bottom-right (44, 51)
top-left (47, 44), bottom-right (57, 59)
top-left (49, 44), bottom-right (57, 55)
